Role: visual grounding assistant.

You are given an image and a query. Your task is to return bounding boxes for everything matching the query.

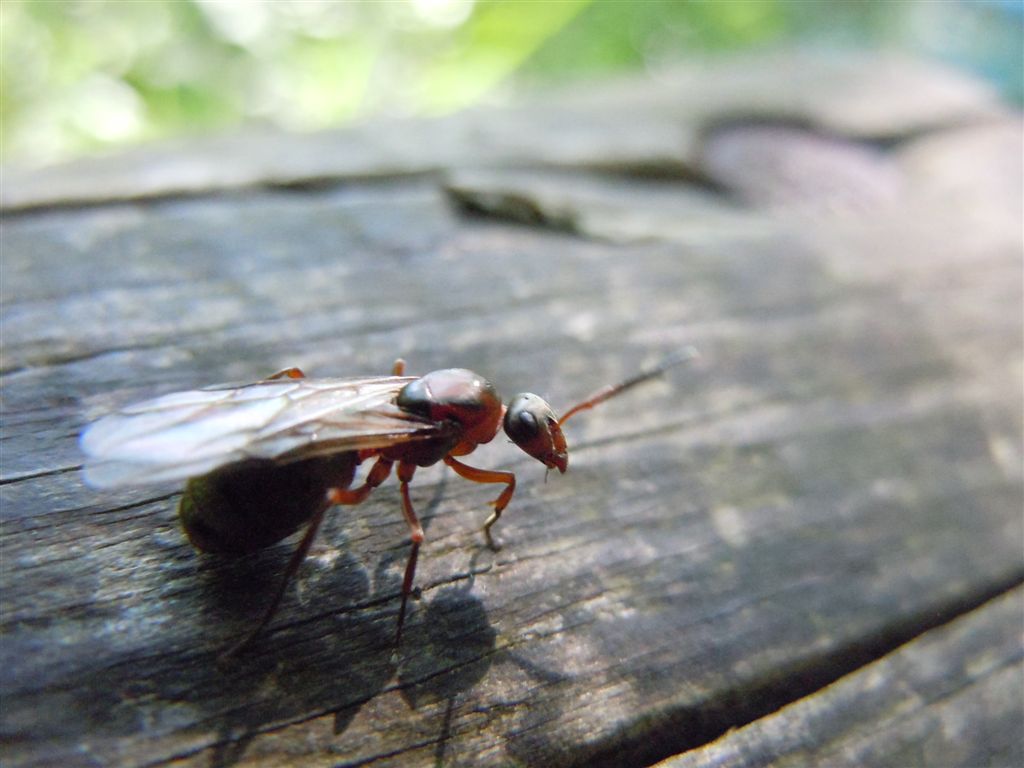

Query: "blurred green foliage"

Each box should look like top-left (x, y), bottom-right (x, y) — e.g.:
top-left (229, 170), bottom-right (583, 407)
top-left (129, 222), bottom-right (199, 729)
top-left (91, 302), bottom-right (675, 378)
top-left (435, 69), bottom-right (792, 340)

top-left (2, 0), bottom-right (1021, 165)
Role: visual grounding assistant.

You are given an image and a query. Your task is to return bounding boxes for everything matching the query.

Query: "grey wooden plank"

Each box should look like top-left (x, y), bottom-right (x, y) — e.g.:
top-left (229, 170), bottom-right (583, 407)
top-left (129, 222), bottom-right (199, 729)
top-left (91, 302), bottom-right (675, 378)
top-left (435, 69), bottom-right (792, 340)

top-left (2, 178), bottom-right (1020, 767)
top-left (1, 63), bottom-right (1021, 768)
top-left (447, 117), bottom-right (1024, 243)
top-left (655, 587), bottom-right (1024, 768)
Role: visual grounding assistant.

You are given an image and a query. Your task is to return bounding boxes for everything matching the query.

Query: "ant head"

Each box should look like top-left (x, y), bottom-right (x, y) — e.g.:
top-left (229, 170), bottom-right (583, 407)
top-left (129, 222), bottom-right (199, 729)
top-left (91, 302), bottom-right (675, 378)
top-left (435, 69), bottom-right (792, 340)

top-left (503, 393), bottom-right (568, 473)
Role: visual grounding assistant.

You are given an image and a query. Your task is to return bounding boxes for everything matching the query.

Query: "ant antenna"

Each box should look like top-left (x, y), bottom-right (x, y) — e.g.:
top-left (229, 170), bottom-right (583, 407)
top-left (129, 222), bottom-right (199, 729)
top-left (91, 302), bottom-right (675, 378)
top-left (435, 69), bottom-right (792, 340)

top-left (558, 346), bottom-right (699, 427)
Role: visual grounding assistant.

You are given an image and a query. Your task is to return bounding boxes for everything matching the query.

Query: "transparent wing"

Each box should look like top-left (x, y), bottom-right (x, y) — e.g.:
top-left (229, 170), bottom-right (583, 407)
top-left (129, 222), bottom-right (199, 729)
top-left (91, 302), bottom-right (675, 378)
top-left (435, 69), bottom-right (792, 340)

top-left (81, 376), bottom-right (446, 488)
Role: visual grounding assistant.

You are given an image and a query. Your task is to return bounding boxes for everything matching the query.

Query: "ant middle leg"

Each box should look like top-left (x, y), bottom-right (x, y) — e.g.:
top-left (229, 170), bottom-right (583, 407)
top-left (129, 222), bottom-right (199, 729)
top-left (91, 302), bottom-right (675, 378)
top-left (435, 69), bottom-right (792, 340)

top-left (394, 461), bottom-right (423, 648)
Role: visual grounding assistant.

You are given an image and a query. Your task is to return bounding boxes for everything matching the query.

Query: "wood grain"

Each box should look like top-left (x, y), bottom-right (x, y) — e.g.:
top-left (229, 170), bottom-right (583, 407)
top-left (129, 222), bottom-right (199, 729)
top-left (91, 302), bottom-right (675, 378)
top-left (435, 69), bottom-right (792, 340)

top-left (656, 588), bottom-right (1024, 768)
top-left (1, 52), bottom-right (1021, 768)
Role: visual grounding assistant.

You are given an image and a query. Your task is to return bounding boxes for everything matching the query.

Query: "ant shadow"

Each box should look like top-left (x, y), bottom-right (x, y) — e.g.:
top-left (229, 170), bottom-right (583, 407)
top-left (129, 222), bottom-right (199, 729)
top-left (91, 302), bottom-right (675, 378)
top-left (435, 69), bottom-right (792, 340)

top-left (389, 551), bottom-right (573, 767)
top-left (29, 478), bottom-right (572, 768)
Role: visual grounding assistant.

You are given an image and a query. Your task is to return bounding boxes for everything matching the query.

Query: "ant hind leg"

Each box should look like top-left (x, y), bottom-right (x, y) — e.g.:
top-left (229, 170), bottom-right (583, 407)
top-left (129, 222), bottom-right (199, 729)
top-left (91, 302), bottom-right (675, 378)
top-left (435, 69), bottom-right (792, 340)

top-left (265, 367), bottom-right (306, 380)
top-left (219, 501), bottom-right (328, 661)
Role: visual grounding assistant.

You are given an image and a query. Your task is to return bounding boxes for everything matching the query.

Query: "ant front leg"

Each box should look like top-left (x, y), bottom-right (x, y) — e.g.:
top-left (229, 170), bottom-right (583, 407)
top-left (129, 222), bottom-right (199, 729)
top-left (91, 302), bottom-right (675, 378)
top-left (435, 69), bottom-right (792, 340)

top-left (443, 456), bottom-right (516, 550)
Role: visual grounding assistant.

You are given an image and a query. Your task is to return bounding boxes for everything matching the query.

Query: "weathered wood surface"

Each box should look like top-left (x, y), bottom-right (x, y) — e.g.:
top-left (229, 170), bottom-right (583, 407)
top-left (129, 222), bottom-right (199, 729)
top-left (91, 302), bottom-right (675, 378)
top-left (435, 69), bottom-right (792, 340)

top-left (657, 587), bottom-right (1024, 768)
top-left (1, 51), bottom-right (1021, 768)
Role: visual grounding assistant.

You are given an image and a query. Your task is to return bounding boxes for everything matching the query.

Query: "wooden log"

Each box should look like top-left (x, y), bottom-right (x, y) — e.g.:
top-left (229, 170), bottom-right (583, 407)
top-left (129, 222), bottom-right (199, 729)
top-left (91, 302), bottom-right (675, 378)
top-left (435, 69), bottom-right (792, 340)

top-left (1, 52), bottom-right (1020, 768)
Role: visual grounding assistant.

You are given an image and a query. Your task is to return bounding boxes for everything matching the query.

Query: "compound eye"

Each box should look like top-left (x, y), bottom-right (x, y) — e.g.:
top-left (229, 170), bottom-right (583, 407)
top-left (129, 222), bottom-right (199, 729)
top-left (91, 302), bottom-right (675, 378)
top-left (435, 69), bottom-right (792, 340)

top-left (504, 394), bottom-right (547, 443)
top-left (504, 394), bottom-right (544, 443)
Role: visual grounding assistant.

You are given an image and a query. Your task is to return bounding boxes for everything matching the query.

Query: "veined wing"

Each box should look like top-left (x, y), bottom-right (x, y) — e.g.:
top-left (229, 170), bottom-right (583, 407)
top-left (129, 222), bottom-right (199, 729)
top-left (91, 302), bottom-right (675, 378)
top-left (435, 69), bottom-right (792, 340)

top-left (81, 376), bottom-right (447, 488)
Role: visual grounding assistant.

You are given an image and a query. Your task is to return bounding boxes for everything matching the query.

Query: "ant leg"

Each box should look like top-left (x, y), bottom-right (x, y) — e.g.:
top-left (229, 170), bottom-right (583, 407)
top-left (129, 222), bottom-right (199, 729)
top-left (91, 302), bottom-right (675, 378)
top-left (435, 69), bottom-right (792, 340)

top-left (220, 458), bottom-right (392, 660)
top-left (265, 367), bottom-right (306, 380)
top-left (443, 456), bottom-right (516, 551)
top-left (329, 457), bottom-right (393, 505)
top-left (220, 501), bottom-right (329, 660)
top-left (395, 461), bottom-right (423, 648)
top-left (392, 358), bottom-right (406, 375)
